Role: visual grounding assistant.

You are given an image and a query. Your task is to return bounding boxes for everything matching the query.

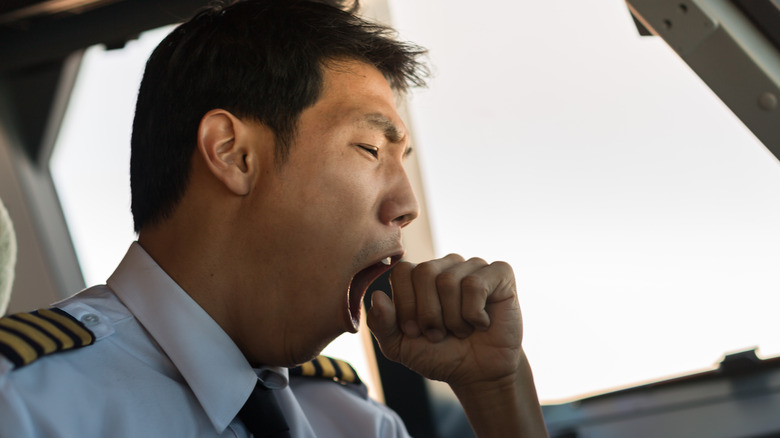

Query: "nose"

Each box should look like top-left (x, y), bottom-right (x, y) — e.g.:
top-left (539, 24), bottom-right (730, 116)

top-left (379, 165), bottom-right (419, 228)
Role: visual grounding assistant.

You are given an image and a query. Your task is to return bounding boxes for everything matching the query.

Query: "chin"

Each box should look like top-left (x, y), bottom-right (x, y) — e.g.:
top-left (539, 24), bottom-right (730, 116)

top-left (287, 333), bottom-right (340, 367)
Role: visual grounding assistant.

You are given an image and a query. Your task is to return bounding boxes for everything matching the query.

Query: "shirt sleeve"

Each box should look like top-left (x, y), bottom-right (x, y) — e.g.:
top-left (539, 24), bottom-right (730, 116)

top-left (0, 368), bottom-right (37, 437)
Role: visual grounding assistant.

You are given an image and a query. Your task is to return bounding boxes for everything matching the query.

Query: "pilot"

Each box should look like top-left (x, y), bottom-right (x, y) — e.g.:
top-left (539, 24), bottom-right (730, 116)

top-left (0, 1), bottom-right (547, 437)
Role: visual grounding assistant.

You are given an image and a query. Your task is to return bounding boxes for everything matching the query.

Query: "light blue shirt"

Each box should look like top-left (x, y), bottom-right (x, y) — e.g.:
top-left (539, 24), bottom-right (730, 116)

top-left (0, 242), bottom-right (410, 437)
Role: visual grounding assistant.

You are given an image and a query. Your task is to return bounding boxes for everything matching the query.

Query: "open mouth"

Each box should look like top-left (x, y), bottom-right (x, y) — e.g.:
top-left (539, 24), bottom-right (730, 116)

top-left (347, 254), bottom-right (402, 331)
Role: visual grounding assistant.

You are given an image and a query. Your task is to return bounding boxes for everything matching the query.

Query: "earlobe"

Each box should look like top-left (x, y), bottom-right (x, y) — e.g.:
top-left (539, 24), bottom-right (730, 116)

top-left (197, 109), bottom-right (256, 196)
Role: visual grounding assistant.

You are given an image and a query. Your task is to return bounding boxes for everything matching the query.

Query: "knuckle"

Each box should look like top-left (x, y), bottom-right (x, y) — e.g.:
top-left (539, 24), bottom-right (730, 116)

top-left (413, 260), bottom-right (440, 280)
top-left (491, 260), bottom-right (513, 274)
top-left (444, 253), bottom-right (466, 262)
top-left (416, 259), bottom-right (439, 274)
top-left (467, 256), bottom-right (488, 266)
top-left (461, 274), bottom-right (489, 296)
top-left (435, 271), bottom-right (459, 292)
top-left (391, 261), bottom-right (415, 277)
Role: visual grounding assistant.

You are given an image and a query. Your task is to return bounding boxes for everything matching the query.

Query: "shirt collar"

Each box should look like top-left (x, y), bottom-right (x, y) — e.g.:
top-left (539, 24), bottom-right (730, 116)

top-left (257, 365), bottom-right (289, 389)
top-left (107, 242), bottom-right (259, 433)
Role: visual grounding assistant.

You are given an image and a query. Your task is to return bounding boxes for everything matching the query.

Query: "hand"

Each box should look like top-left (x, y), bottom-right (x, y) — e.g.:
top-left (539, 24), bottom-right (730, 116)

top-left (367, 254), bottom-right (523, 390)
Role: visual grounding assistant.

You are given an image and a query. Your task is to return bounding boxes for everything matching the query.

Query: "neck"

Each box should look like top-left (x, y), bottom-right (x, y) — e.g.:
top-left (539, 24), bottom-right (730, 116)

top-left (137, 212), bottom-right (288, 365)
top-left (138, 218), bottom-right (233, 325)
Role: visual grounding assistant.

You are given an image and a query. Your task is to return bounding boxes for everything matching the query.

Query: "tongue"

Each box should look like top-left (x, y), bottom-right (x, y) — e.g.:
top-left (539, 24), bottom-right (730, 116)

top-left (348, 261), bottom-right (387, 330)
top-left (348, 272), bottom-right (369, 329)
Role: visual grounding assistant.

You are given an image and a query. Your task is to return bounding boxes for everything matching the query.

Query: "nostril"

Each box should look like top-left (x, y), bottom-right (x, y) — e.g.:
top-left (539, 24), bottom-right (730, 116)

top-left (379, 178), bottom-right (419, 226)
top-left (394, 211), bottom-right (417, 228)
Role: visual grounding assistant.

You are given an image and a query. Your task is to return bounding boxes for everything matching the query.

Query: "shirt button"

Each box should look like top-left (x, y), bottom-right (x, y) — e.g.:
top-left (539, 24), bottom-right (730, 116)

top-left (81, 313), bottom-right (100, 326)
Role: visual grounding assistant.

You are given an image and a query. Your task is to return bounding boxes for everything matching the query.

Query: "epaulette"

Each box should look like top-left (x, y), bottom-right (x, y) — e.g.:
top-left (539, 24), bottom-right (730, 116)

top-left (0, 308), bottom-right (96, 369)
top-left (290, 355), bottom-right (362, 385)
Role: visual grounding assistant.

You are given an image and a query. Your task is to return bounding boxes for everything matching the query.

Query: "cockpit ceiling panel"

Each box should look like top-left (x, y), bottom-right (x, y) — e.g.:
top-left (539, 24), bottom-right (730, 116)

top-left (0, 0), bottom-right (120, 27)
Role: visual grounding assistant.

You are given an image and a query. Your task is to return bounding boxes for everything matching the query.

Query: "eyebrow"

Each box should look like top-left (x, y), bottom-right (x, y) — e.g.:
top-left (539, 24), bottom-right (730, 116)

top-left (362, 113), bottom-right (405, 144)
top-left (360, 113), bottom-right (414, 158)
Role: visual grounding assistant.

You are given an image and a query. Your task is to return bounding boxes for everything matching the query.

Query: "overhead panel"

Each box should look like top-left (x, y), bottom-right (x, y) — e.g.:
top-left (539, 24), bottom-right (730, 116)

top-left (627, 0), bottom-right (780, 157)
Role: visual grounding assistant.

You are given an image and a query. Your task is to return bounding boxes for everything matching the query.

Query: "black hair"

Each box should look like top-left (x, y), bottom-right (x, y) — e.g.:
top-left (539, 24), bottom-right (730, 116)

top-left (130, 0), bottom-right (428, 232)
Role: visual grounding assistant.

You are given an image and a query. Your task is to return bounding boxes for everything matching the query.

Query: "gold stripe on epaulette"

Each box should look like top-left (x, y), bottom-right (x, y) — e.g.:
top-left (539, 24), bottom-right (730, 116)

top-left (15, 312), bottom-right (75, 349)
top-left (0, 308), bottom-right (96, 369)
top-left (0, 329), bottom-right (37, 366)
top-left (290, 355), bottom-right (362, 384)
top-left (334, 357), bottom-right (357, 383)
top-left (300, 360), bottom-right (317, 376)
top-left (0, 317), bottom-right (58, 355)
top-left (317, 356), bottom-right (337, 379)
top-left (38, 309), bottom-right (94, 346)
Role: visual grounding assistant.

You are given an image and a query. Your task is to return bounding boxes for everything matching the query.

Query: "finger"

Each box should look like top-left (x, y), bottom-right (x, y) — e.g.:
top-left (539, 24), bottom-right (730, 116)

top-left (435, 257), bottom-right (488, 338)
top-left (388, 261), bottom-right (420, 338)
top-left (366, 290), bottom-right (402, 360)
top-left (410, 254), bottom-right (465, 342)
top-left (461, 261), bottom-right (517, 330)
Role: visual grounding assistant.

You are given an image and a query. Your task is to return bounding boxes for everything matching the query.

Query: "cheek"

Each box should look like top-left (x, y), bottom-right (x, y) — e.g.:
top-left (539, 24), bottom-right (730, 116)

top-left (301, 171), bottom-right (375, 224)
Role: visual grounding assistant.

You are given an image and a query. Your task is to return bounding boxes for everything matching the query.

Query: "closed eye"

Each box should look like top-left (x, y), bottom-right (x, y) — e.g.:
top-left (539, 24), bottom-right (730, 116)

top-left (357, 144), bottom-right (379, 158)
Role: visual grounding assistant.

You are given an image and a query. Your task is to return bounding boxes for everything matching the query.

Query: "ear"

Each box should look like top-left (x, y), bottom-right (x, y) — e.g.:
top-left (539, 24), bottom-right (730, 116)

top-left (197, 109), bottom-right (258, 196)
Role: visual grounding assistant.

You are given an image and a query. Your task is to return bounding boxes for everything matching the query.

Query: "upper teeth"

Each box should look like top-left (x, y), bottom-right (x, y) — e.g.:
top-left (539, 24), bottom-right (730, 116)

top-left (381, 257), bottom-right (392, 265)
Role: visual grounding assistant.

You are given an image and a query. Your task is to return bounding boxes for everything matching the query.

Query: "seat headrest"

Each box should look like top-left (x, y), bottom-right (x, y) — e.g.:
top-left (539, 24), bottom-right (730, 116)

top-left (0, 197), bottom-right (17, 315)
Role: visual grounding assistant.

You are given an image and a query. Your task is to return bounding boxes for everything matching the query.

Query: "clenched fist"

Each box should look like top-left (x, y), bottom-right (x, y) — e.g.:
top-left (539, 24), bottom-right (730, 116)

top-left (367, 254), bottom-right (548, 438)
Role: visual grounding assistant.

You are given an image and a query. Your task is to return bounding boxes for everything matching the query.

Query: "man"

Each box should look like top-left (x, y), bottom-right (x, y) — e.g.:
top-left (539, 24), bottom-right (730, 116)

top-left (0, 1), bottom-right (547, 436)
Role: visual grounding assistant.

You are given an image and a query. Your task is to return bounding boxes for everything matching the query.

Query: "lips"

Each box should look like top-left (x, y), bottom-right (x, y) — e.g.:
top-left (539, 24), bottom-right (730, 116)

top-left (347, 253), bottom-right (403, 331)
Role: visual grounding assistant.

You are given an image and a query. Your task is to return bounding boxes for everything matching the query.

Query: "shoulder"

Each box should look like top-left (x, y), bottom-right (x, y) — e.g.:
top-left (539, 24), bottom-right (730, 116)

top-left (0, 290), bottom-right (112, 436)
top-left (0, 285), bottom-right (131, 374)
top-left (289, 356), bottom-right (411, 437)
top-left (0, 284), bottom-right (143, 382)
top-left (291, 355), bottom-right (363, 384)
top-left (0, 307), bottom-right (95, 371)
top-left (290, 355), bottom-right (367, 397)
top-left (0, 286), bottom-right (180, 436)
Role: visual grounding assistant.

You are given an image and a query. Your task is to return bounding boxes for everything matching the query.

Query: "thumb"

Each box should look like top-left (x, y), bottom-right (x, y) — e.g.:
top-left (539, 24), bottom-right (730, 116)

top-left (366, 290), bottom-right (402, 357)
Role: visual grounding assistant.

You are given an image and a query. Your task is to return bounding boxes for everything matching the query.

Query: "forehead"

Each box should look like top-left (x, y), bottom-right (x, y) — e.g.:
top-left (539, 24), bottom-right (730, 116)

top-left (309, 60), bottom-right (408, 139)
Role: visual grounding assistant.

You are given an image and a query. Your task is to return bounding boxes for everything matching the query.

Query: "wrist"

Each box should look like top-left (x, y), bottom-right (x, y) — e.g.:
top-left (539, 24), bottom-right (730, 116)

top-left (449, 348), bottom-right (525, 398)
top-left (449, 350), bottom-right (549, 438)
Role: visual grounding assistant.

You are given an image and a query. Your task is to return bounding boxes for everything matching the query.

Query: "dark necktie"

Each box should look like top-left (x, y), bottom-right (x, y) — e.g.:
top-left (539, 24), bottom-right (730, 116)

top-left (238, 379), bottom-right (291, 438)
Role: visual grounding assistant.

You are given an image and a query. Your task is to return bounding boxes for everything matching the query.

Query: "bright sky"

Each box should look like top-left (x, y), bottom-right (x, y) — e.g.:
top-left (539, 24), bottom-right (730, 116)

top-left (50, 1), bottom-right (780, 404)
